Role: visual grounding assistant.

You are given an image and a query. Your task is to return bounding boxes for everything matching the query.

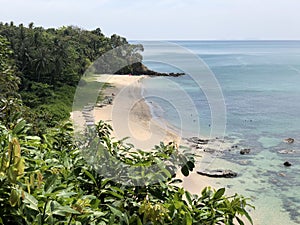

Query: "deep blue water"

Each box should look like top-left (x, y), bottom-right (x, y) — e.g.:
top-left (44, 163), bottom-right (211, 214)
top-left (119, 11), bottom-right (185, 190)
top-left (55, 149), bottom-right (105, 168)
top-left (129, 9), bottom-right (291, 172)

top-left (140, 41), bottom-right (300, 225)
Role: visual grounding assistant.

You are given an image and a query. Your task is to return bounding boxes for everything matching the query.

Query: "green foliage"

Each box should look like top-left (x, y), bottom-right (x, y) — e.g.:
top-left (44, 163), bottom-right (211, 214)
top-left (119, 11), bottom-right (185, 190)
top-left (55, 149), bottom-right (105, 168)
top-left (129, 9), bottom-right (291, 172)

top-left (0, 22), bottom-right (143, 133)
top-left (20, 84), bottom-right (76, 135)
top-left (80, 120), bottom-right (196, 187)
top-left (0, 22), bottom-right (254, 225)
top-left (0, 22), bottom-right (136, 87)
top-left (0, 35), bottom-right (19, 91)
top-left (0, 35), bottom-right (23, 132)
top-left (0, 115), bottom-right (254, 225)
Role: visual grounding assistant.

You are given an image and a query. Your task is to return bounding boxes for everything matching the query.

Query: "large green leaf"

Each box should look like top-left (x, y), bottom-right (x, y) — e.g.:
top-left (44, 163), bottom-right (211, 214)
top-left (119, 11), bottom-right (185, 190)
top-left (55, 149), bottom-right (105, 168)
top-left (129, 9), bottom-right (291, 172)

top-left (44, 174), bottom-right (58, 193)
top-left (23, 191), bottom-right (39, 212)
top-left (213, 188), bottom-right (225, 199)
top-left (181, 165), bottom-right (189, 177)
top-left (185, 191), bottom-right (193, 207)
top-left (108, 205), bottom-right (124, 219)
top-left (56, 190), bottom-right (77, 198)
top-left (185, 211), bottom-right (193, 225)
top-left (52, 205), bottom-right (80, 216)
top-left (187, 161), bottom-right (195, 171)
top-left (12, 119), bottom-right (27, 135)
top-left (83, 169), bottom-right (97, 185)
top-left (9, 189), bottom-right (19, 207)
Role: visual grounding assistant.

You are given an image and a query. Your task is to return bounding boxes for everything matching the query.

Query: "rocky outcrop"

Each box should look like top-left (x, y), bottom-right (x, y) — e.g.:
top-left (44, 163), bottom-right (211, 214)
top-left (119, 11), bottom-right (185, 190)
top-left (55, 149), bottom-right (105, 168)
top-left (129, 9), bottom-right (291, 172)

top-left (116, 62), bottom-right (185, 77)
top-left (284, 138), bottom-right (295, 144)
top-left (197, 169), bottom-right (238, 178)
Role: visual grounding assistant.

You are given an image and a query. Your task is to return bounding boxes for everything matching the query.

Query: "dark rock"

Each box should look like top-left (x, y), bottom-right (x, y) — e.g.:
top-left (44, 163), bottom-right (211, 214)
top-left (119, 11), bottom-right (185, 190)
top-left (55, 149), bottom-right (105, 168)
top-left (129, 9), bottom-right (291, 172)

top-left (187, 137), bottom-right (209, 145)
top-left (240, 148), bottom-right (251, 155)
top-left (284, 161), bottom-right (292, 167)
top-left (197, 169), bottom-right (238, 178)
top-left (117, 62), bottom-right (185, 77)
top-left (203, 148), bottom-right (215, 153)
top-left (284, 138), bottom-right (295, 144)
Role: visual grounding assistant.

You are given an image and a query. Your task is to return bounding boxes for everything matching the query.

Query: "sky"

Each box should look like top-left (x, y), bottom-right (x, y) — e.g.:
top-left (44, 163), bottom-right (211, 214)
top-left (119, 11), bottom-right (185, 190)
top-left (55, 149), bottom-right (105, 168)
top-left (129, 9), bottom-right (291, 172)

top-left (0, 0), bottom-right (300, 40)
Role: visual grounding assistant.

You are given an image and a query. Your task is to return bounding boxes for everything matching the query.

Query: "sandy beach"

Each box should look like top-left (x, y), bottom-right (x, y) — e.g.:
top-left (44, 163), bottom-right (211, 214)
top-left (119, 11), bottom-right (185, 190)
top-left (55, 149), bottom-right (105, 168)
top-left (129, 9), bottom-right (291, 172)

top-left (93, 74), bottom-right (180, 150)
top-left (92, 75), bottom-right (220, 190)
top-left (80, 74), bottom-right (254, 224)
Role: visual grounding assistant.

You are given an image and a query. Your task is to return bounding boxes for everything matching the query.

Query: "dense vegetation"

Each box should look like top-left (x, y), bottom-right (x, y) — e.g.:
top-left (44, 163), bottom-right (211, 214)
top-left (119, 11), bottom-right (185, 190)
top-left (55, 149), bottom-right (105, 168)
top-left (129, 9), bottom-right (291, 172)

top-left (0, 23), bottom-right (253, 224)
top-left (0, 22), bottom-right (139, 133)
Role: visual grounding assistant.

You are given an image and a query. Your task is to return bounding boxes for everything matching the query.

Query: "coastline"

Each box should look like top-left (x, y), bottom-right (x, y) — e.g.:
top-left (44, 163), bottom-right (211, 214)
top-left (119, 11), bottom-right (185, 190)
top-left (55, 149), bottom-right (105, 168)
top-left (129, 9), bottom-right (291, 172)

top-left (91, 74), bottom-right (254, 224)
top-left (92, 75), bottom-right (235, 184)
top-left (93, 74), bottom-right (217, 189)
top-left (93, 74), bottom-right (180, 150)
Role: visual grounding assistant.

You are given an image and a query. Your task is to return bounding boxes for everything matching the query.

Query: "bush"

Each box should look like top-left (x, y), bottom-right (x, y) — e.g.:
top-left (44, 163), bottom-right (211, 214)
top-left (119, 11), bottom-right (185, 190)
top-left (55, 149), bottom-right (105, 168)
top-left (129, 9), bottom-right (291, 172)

top-left (0, 119), bottom-right (253, 225)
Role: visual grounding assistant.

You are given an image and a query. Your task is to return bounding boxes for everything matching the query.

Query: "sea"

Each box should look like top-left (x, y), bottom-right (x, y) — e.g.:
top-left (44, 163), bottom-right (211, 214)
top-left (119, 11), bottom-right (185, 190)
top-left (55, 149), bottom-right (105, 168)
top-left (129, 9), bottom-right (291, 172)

top-left (138, 40), bottom-right (300, 225)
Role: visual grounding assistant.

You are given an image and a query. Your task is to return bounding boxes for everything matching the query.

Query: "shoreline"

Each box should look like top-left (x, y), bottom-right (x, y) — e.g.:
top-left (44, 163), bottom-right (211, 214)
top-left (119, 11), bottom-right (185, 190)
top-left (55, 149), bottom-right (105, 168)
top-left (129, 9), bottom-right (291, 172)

top-left (93, 74), bottom-right (180, 150)
top-left (92, 75), bottom-right (234, 189)
top-left (90, 74), bottom-right (254, 224)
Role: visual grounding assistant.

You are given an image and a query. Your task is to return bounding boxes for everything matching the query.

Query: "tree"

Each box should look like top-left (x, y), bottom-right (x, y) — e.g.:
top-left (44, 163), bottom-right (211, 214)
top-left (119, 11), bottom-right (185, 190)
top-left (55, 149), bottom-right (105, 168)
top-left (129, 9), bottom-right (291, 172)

top-left (0, 119), bottom-right (253, 225)
top-left (0, 25), bottom-right (254, 224)
top-left (0, 35), bottom-right (20, 96)
top-left (0, 35), bottom-right (22, 126)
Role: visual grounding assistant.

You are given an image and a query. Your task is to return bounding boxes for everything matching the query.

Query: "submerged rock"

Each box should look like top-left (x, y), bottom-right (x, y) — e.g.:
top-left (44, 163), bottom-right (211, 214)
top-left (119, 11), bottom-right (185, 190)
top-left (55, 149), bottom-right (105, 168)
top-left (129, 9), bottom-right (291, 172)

top-left (284, 161), bottom-right (292, 167)
top-left (278, 150), bottom-right (295, 154)
top-left (238, 160), bottom-right (250, 165)
top-left (197, 169), bottom-right (238, 178)
top-left (186, 137), bottom-right (210, 145)
top-left (203, 148), bottom-right (215, 153)
top-left (284, 138), bottom-right (295, 144)
top-left (240, 148), bottom-right (251, 155)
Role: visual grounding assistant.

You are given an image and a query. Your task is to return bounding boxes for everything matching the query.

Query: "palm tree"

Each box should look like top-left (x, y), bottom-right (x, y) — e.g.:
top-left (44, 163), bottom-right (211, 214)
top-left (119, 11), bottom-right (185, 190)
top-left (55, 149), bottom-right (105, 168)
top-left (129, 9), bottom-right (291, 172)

top-left (33, 48), bottom-right (50, 82)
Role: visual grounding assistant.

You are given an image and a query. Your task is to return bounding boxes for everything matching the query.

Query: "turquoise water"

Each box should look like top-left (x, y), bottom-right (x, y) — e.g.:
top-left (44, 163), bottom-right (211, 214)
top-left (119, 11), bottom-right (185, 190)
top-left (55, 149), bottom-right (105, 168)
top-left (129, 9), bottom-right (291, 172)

top-left (141, 41), bottom-right (300, 224)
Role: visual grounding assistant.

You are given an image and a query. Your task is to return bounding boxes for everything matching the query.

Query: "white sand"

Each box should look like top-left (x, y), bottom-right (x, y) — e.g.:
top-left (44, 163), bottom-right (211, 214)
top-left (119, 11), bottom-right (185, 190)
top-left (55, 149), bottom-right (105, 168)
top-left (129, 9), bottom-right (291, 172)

top-left (93, 75), bottom-right (223, 191)
top-left (93, 74), bottom-right (179, 150)
top-left (90, 74), bottom-right (253, 224)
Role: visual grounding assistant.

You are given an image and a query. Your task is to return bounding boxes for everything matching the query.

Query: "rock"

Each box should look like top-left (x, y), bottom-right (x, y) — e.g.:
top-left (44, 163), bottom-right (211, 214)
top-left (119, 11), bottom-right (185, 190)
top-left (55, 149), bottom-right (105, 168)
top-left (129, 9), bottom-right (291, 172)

top-left (86, 122), bottom-right (94, 126)
top-left (117, 62), bottom-right (185, 77)
top-left (284, 161), bottom-right (292, 167)
top-left (203, 148), bottom-right (215, 153)
top-left (240, 149), bottom-right (251, 155)
top-left (238, 160), bottom-right (250, 165)
top-left (95, 104), bottom-right (105, 108)
top-left (186, 137), bottom-right (209, 145)
top-left (270, 178), bottom-right (279, 184)
top-left (278, 150), bottom-right (295, 154)
top-left (278, 173), bottom-right (286, 177)
top-left (284, 138), bottom-right (294, 144)
top-left (83, 105), bottom-right (94, 111)
top-left (197, 169), bottom-right (238, 178)
top-left (196, 145), bottom-right (203, 150)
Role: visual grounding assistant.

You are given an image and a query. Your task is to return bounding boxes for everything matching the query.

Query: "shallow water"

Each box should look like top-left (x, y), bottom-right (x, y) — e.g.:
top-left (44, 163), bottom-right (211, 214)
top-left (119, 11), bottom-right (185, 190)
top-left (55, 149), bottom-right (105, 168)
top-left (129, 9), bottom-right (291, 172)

top-left (140, 41), bottom-right (300, 224)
